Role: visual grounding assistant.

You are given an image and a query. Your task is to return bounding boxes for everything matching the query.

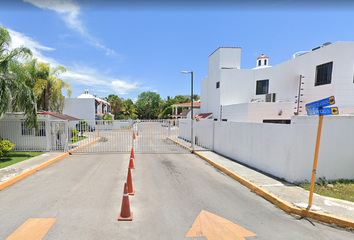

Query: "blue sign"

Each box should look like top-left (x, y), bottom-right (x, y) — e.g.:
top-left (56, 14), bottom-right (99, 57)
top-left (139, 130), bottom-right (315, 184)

top-left (307, 107), bottom-right (339, 116)
top-left (305, 96), bottom-right (335, 110)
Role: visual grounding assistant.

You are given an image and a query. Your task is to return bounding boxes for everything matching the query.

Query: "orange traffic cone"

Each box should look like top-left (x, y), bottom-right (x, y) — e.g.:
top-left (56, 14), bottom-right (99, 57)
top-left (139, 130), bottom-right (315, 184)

top-left (127, 168), bottom-right (135, 195)
top-left (137, 131), bottom-right (139, 136)
top-left (118, 182), bottom-right (133, 221)
top-left (128, 148), bottom-right (135, 169)
top-left (133, 132), bottom-right (136, 140)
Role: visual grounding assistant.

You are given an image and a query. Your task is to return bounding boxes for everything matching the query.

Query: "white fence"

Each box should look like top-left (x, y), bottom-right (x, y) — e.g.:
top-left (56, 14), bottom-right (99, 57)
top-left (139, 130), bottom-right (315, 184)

top-left (0, 120), bottom-right (69, 152)
top-left (179, 115), bottom-right (354, 182)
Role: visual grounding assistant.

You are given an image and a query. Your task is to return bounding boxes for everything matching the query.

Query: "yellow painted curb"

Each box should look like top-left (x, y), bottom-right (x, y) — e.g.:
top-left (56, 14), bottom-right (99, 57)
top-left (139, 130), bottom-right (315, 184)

top-left (0, 152), bottom-right (70, 191)
top-left (166, 137), bottom-right (192, 151)
top-left (0, 138), bottom-right (101, 191)
top-left (70, 137), bottom-right (101, 153)
top-left (166, 137), bottom-right (354, 229)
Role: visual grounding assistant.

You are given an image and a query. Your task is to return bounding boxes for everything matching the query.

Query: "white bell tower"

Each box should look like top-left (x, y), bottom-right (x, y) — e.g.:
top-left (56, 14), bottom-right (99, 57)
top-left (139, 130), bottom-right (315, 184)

top-left (256, 54), bottom-right (269, 68)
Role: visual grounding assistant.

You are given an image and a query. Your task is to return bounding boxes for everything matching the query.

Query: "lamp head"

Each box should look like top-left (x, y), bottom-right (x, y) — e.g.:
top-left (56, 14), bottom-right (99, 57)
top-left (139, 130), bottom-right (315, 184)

top-left (181, 71), bottom-right (190, 74)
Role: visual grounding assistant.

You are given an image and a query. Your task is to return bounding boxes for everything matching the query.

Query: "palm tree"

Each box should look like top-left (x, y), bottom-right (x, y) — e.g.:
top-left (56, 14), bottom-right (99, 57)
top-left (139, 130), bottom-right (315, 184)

top-left (107, 94), bottom-right (123, 114)
top-left (0, 27), bottom-right (37, 129)
top-left (121, 99), bottom-right (136, 116)
top-left (193, 94), bottom-right (200, 101)
top-left (29, 59), bottom-right (71, 113)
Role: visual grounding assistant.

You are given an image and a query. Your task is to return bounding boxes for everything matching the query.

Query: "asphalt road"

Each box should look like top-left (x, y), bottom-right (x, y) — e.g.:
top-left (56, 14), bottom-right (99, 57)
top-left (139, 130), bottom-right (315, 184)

top-left (0, 153), bottom-right (353, 239)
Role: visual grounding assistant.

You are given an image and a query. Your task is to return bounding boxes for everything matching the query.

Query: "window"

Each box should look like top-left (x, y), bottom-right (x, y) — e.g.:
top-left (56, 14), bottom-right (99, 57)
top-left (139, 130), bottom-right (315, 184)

top-left (256, 79), bottom-right (269, 95)
top-left (21, 122), bottom-right (32, 135)
top-left (216, 81), bottom-right (220, 88)
top-left (264, 59), bottom-right (267, 65)
top-left (315, 62), bottom-right (333, 86)
top-left (263, 119), bottom-right (291, 124)
top-left (36, 122), bottom-right (46, 136)
top-left (258, 60), bottom-right (261, 66)
top-left (21, 121), bottom-right (46, 136)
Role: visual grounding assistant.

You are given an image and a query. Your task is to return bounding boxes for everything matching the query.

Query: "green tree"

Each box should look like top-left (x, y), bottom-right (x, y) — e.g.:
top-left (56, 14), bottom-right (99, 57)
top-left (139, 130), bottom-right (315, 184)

top-left (121, 99), bottom-right (136, 116)
top-left (193, 94), bottom-right (200, 101)
top-left (106, 94), bottom-right (123, 119)
top-left (0, 27), bottom-right (37, 129)
top-left (28, 59), bottom-right (71, 113)
top-left (136, 91), bottom-right (162, 119)
top-left (158, 98), bottom-right (177, 119)
top-left (174, 95), bottom-right (190, 103)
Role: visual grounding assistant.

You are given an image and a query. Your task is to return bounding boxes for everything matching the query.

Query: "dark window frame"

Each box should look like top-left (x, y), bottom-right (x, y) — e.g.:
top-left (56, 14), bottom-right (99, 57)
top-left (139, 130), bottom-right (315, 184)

top-left (21, 121), bottom-right (46, 136)
top-left (216, 81), bottom-right (220, 89)
top-left (315, 62), bottom-right (333, 86)
top-left (256, 79), bottom-right (269, 95)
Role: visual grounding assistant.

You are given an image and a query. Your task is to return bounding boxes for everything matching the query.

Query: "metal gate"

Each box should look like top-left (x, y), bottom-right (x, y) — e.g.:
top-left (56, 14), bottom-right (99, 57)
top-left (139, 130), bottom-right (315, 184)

top-left (68, 119), bottom-right (189, 153)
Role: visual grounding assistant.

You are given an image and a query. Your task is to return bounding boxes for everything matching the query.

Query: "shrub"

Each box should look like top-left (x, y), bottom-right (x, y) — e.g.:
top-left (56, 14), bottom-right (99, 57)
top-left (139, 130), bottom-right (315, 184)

top-left (70, 127), bottom-right (78, 138)
top-left (0, 139), bottom-right (15, 157)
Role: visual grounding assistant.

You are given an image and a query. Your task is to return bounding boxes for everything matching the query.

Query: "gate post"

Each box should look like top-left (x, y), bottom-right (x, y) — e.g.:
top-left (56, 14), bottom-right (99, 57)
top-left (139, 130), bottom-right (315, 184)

top-left (46, 119), bottom-right (50, 151)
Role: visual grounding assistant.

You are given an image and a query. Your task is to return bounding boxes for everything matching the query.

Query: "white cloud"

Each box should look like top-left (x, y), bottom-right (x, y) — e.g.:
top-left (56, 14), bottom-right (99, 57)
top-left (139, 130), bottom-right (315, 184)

top-left (23, 0), bottom-right (118, 57)
top-left (8, 29), bottom-right (59, 66)
top-left (8, 28), bottom-right (140, 96)
top-left (111, 79), bottom-right (139, 95)
top-left (23, 0), bottom-right (80, 13)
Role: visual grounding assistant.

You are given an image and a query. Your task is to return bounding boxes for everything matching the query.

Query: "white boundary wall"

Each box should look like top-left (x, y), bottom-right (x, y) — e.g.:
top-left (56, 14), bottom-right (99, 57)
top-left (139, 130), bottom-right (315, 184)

top-left (214, 115), bottom-right (354, 183)
top-left (179, 119), bottom-right (214, 150)
top-left (222, 102), bottom-right (295, 123)
top-left (179, 119), bottom-right (191, 141)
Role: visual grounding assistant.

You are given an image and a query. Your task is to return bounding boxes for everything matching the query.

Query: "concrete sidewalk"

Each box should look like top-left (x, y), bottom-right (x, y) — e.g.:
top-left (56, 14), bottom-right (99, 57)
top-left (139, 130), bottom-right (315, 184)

top-left (197, 151), bottom-right (354, 225)
top-left (0, 152), bottom-right (65, 182)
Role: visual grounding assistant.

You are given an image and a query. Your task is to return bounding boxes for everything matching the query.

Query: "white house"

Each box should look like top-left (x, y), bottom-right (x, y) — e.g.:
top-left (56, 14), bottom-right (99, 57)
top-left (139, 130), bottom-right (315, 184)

top-left (199, 42), bottom-right (354, 123)
top-left (0, 113), bottom-right (79, 151)
top-left (171, 102), bottom-right (201, 119)
top-left (63, 89), bottom-right (113, 122)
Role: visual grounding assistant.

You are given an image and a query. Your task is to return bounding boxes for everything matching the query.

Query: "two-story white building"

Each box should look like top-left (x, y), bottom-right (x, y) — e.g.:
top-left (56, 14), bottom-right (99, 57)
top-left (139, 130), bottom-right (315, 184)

top-left (199, 42), bottom-right (354, 123)
top-left (63, 89), bottom-right (112, 121)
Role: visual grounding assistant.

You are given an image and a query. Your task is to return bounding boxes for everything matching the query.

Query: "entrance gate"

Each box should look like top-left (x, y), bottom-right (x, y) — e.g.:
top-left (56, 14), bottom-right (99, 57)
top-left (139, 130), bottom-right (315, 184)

top-left (68, 119), bottom-right (190, 153)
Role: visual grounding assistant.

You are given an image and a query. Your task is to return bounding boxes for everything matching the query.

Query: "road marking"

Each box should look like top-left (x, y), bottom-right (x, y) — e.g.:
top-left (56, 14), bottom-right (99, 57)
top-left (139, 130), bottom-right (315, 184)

top-left (186, 210), bottom-right (256, 240)
top-left (6, 218), bottom-right (57, 240)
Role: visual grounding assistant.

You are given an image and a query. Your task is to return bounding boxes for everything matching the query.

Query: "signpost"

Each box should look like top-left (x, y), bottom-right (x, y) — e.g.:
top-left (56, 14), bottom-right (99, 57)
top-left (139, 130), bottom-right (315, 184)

top-left (168, 119), bottom-right (171, 137)
top-left (306, 96), bottom-right (338, 209)
top-left (306, 107), bottom-right (338, 116)
top-left (305, 96), bottom-right (335, 111)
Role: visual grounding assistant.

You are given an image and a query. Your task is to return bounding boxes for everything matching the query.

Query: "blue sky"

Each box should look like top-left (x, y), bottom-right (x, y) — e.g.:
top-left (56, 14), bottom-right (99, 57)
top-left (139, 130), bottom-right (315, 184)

top-left (1, 0), bottom-right (353, 102)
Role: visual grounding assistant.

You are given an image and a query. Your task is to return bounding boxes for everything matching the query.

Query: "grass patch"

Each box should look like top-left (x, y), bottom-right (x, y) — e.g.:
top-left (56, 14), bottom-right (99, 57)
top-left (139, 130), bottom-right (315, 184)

top-left (70, 136), bottom-right (87, 143)
top-left (299, 178), bottom-right (354, 203)
top-left (0, 152), bottom-right (43, 169)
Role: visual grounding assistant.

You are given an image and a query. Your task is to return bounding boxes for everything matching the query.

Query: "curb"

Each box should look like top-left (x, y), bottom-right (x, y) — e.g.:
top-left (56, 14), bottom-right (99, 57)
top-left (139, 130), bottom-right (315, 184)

top-left (166, 137), bottom-right (354, 229)
top-left (70, 137), bottom-right (101, 153)
top-left (0, 152), bottom-right (69, 191)
top-left (166, 137), bottom-right (192, 151)
top-left (0, 138), bottom-right (100, 191)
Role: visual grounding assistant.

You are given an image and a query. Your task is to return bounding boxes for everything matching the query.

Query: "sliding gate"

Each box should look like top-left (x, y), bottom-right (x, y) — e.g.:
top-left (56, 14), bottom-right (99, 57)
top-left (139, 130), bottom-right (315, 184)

top-left (69, 119), bottom-right (189, 153)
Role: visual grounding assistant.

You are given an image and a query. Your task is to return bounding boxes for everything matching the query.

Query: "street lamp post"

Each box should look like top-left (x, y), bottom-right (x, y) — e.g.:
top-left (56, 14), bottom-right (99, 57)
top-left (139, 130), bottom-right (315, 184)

top-left (181, 71), bottom-right (194, 152)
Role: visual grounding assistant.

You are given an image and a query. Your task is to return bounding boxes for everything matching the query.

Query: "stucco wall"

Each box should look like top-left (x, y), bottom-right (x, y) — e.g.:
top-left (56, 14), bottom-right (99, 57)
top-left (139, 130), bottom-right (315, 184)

top-left (213, 115), bottom-right (354, 182)
top-left (222, 102), bottom-right (295, 123)
top-left (63, 98), bottom-right (95, 121)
